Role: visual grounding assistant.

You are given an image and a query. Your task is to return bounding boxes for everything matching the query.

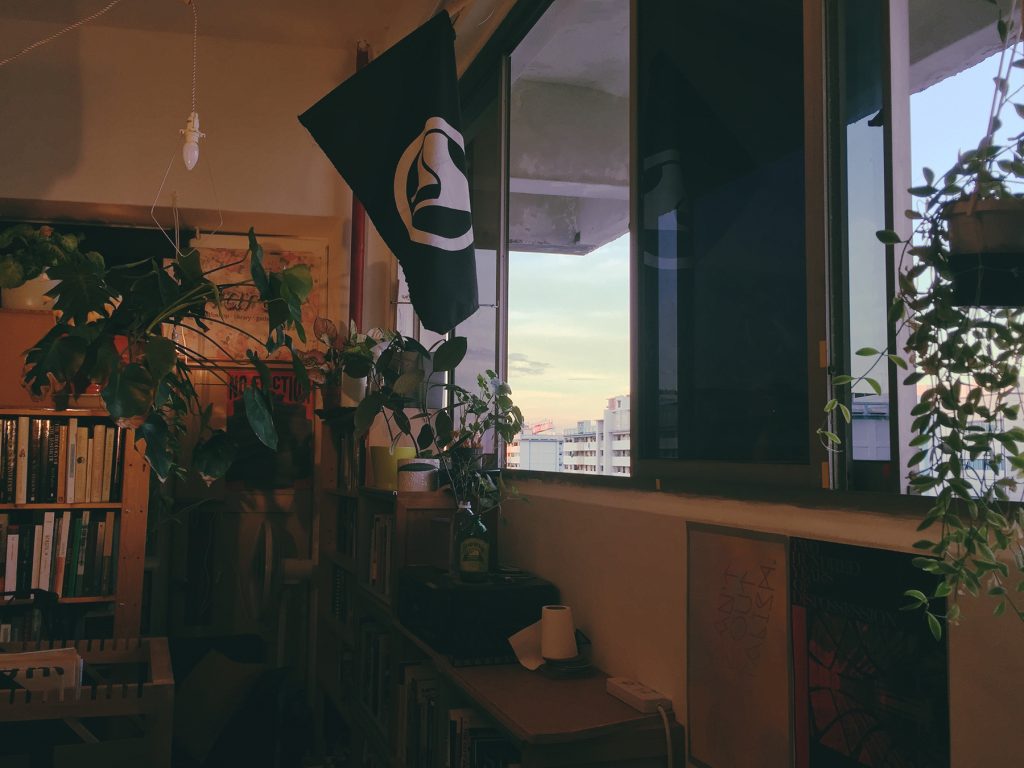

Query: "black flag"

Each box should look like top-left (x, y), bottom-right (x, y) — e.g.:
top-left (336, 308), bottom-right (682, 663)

top-left (299, 12), bottom-right (478, 334)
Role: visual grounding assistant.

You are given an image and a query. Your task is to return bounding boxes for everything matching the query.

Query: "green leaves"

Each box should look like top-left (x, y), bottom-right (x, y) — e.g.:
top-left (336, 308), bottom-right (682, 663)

top-left (243, 385), bottom-right (277, 450)
top-left (46, 253), bottom-right (118, 326)
top-left (145, 335), bottom-right (177, 381)
top-left (102, 363), bottom-right (155, 425)
top-left (432, 336), bottom-right (467, 371)
top-left (193, 430), bottom-right (237, 486)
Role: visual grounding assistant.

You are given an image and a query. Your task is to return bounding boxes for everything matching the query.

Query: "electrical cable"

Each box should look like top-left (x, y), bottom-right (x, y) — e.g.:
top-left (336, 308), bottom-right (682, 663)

top-left (0, 0), bottom-right (124, 69)
top-left (657, 704), bottom-right (673, 768)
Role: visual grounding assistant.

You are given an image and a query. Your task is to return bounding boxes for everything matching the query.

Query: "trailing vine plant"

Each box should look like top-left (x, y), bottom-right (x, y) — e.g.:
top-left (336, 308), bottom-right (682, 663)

top-left (819, 2), bottom-right (1024, 638)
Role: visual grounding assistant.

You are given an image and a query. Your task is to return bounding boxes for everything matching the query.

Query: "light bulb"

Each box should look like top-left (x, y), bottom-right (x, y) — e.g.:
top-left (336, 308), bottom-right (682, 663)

top-left (180, 111), bottom-right (205, 171)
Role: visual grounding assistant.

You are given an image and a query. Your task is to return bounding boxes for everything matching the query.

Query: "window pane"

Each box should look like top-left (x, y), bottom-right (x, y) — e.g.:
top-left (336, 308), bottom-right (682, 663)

top-left (505, 0), bottom-right (631, 476)
top-left (637, 0), bottom-right (808, 463)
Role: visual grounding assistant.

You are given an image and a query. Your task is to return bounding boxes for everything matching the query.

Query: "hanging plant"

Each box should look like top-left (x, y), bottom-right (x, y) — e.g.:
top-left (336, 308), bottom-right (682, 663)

top-left (821, 6), bottom-right (1024, 637)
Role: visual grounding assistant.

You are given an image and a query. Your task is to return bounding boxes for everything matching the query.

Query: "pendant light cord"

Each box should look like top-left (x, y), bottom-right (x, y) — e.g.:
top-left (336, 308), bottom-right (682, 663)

top-left (0, 0), bottom-right (124, 69)
top-left (189, 0), bottom-right (199, 114)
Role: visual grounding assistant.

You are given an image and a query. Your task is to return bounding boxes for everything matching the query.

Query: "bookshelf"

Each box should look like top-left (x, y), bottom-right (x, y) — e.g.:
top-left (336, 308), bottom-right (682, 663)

top-left (0, 310), bottom-right (149, 641)
top-left (312, 429), bottom-right (682, 767)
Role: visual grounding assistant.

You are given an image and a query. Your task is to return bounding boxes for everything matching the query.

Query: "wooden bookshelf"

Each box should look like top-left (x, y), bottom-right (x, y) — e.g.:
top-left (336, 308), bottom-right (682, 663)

top-left (0, 309), bottom-right (150, 641)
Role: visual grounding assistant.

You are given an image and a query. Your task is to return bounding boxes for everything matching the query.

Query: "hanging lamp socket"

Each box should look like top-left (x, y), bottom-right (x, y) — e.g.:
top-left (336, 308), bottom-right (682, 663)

top-left (181, 111), bottom-right (204, 171)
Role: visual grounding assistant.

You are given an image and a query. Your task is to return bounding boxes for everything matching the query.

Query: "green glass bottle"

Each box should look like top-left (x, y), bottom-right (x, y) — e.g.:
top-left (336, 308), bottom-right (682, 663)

top-left (454, 501), bottom-right (489, 583)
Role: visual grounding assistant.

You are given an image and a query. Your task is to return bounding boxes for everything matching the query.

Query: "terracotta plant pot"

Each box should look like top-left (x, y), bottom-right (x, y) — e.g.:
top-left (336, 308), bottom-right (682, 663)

top-left (945, 198), bottom-right (1024, 307)
top-left (397, 457), bottom-right (440, 492)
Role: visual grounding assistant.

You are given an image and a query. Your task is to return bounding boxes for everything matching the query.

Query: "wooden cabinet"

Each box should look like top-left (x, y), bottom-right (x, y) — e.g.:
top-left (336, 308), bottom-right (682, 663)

top-left (312, 430), bottom-right (682, 767)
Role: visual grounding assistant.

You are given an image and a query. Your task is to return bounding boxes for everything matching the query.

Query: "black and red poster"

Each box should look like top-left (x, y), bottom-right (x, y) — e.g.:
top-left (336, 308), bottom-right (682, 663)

top-left (790, 539), bottom-right (950, 767)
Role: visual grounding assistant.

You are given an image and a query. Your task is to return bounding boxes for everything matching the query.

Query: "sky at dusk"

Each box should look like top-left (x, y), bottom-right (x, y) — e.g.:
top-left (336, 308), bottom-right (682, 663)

top-left (507, 233), bottom-right (630, 431)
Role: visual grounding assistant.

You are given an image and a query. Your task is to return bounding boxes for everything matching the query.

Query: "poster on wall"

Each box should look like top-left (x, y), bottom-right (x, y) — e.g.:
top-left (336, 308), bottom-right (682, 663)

top-left (790, 538), bottom-right (950, 767)
top-left (184, 233), bottom-right (327, 363)
top-left (687, 524), bottom-right (791, 768)
top-left (224, 368), bottom-right (313, 489)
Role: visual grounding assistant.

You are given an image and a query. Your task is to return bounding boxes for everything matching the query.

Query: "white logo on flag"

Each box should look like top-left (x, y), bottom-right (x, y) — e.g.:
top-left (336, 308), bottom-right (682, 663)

top-left (394, 116), bottom-right (474, 251)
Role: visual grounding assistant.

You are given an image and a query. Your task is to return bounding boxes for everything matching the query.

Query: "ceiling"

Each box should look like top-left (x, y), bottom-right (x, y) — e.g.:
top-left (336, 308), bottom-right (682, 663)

top-left (0, 0), bottom-right (453, 51)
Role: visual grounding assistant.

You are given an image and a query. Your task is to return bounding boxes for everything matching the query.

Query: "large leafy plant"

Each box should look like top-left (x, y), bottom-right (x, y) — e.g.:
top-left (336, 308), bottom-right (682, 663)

top-left (821, 7), bottom-right (1024, 637)
top-left (21, 227), bottom-right (312, 484)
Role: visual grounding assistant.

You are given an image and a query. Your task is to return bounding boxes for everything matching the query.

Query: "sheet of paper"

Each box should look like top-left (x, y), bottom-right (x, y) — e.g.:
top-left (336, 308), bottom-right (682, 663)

top-left (508, 619), bottom-right (544, 671)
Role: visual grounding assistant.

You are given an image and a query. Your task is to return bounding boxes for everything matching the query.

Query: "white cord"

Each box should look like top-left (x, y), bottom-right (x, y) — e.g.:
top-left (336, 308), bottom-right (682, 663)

top-left (0, 0), bottom-right (124, 69)
top-left (657, 704), bottom-right (673, 768)
top-left (188, 0), bottom-right (199, 114)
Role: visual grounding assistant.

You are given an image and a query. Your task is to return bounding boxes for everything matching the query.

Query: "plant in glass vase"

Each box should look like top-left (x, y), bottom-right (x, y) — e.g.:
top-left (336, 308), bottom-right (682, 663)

top-left (822, 5), bottom-right (1024, 637)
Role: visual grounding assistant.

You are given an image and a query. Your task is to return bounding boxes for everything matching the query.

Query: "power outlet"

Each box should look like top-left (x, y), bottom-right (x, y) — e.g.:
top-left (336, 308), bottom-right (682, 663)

top-left (606, 677), bottom-right (672, 713)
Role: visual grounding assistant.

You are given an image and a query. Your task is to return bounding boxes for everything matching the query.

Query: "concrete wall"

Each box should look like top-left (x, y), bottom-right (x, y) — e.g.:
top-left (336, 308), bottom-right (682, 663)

top-left (501, 481), bottom-right (1024, 767)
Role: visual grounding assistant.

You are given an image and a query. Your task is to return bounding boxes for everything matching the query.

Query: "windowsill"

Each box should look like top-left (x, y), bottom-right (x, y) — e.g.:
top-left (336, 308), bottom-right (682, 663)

top-left (505, 468), bottom-right (942, 551)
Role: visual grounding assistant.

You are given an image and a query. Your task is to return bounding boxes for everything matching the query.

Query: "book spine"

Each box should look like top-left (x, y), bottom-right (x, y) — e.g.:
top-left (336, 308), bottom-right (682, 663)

top-left (49, 511), bottom-right (63, 595)
top-left (30, 521), bottom-right (42, 590)
top-left (1, 420), bottom-right (13, 503)
top-left (90, 426), bottom-right (105, 504)
top-left (38, 511), bottom-right (55, 593)
top-left (101, 428), bottom-right (114, 502)
top-left (109, 512), bottom-right (120, 593)
top-left (46, 421), bottom-right (59, 503)
top-left (54, 511), bottom-right (71, 598)
top-left (14, 417), bottom-right (29, 506)
top-left (56, 424), bottom-right (68, 504)
top-left (27, 419), bottom-right (42, 503)
top-left (0, 514), bottom-right (7, 593)
top-left (65, 418), bottom-right (78, 504)
top-left (64, 514), bottom-right (81, 598)
top-left (100, 512), bottom-right (115, 595)
top-left (110, 427), bottom-right (125, 502)
top-left (92, 517), bottom-right (106, 595)
top-left (4, 527), bottom-right (18, 597)
top-left (75, 510), bottom-right (90, 597)
top-left (84, 436), bottom-right (94, 503)
top-left (74, 427), bottom-right (89, 504)
top-left (17, 523), bottom-right (32, 593)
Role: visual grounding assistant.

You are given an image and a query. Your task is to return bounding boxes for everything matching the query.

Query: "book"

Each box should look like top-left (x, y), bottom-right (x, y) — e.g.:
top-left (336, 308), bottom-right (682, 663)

top-left (30, 522), bottom-right (43, 590)
top-left (74, 425), bottom-right (89, 503)
top-left (65, 417), bottom-right (78, 504)
top-left (4, 527), bottom-right (18, 598)
top-left (17, 523), bottom-right (33, 593)
top-left (2, 420), bottom-right (15, 503)
top-left (14, 417), bottom-right (29, 505)
top-left (84, 436), bottom-right (94, 503)
top-left (75, 510), bottom-right (90, 596)
top-left (54, 512), bottom-right (71, 597)
top-left (64, 514), bottom-right (82, 597)
top-left (91, 516), bottom-right (106, 595)
top-left (100, 428), bottom-right (114, 502)
top-left (56, 424), bottom-right (68, 503)
top-left (45, 420), bottom-right (60, 503)
top-left (100, 513), bottom-right (115, 595)
top-left (27, 418), bottom-right (43, 503)
top-left (0, 514), bottom-right (7, 593)
top-left (110, 427), bottom-right (125, 502)
top-left (90, 425), bottom-right (106, 503)
top-left (38, 512), bottom-right (55, 593)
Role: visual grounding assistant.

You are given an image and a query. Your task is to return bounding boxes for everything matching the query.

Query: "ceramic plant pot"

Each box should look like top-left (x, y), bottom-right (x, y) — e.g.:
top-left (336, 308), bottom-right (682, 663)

top-left (1, 274), bottom-right (58, 311)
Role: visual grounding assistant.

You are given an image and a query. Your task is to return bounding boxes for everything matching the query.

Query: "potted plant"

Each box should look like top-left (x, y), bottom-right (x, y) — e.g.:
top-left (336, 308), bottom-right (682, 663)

top-left (19, 226), bottom-right (313, 485)
top-left (0, 224), bottom-right (78, 310)
top-left (822, 7), bottom-right (1024, 637)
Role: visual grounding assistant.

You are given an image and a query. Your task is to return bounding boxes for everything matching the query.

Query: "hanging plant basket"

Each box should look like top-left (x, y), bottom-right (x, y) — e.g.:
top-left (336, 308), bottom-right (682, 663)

top-left (945, 198), bottom-right (1024, 307)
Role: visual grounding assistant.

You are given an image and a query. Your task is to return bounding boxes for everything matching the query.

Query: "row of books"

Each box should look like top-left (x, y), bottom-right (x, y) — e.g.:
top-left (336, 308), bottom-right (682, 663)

top-left (396, 663), bottom-right (440, 768)
top-left (446, 708), bottom-right (520, 768)
top-left (367, 513), bottom-right (394, 598)
top-left (360, 621), bottom-right (393, 734)
top-left (0, 417), bottom-right (126, 505)
top-left (0, 511), bottom-right (118, 597)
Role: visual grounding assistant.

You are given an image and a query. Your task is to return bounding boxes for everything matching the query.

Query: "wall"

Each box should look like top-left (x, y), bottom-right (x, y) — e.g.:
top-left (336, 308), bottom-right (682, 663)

top-left (501, 481), bottom-right (1024, 767)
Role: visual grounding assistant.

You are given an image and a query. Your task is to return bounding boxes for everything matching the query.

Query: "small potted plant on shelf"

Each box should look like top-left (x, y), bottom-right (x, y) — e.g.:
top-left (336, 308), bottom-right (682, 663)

top-left (0, 224), bottom-right (79, 310)
top-left (822, 6), bottom-right (1024, 637)
top-left (18, 226), bottom-right (313, 486)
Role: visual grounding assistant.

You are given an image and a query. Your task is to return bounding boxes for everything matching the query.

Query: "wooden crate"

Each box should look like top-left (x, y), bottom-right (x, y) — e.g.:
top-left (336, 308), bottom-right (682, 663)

top-left (0, 637), bottom-right (173, 768)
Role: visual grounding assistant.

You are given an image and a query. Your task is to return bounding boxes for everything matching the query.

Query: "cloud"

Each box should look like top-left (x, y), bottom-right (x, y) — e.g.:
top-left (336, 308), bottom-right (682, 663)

top-left (509, 352), bottom-right (552, 376)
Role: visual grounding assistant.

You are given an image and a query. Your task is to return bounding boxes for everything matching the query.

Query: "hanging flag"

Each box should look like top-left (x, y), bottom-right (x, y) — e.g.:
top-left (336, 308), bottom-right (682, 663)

top-left (299, 12), bottom-right (478, 335)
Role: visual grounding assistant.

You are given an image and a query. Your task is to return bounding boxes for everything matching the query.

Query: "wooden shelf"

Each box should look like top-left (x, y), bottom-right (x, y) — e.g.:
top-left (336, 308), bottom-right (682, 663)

top-left (1, 595), bottom-right (115, 607)
top-left (0, 406), bottom-right (108, 417)
top-left (0, 502), bottom-right (122, 510)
